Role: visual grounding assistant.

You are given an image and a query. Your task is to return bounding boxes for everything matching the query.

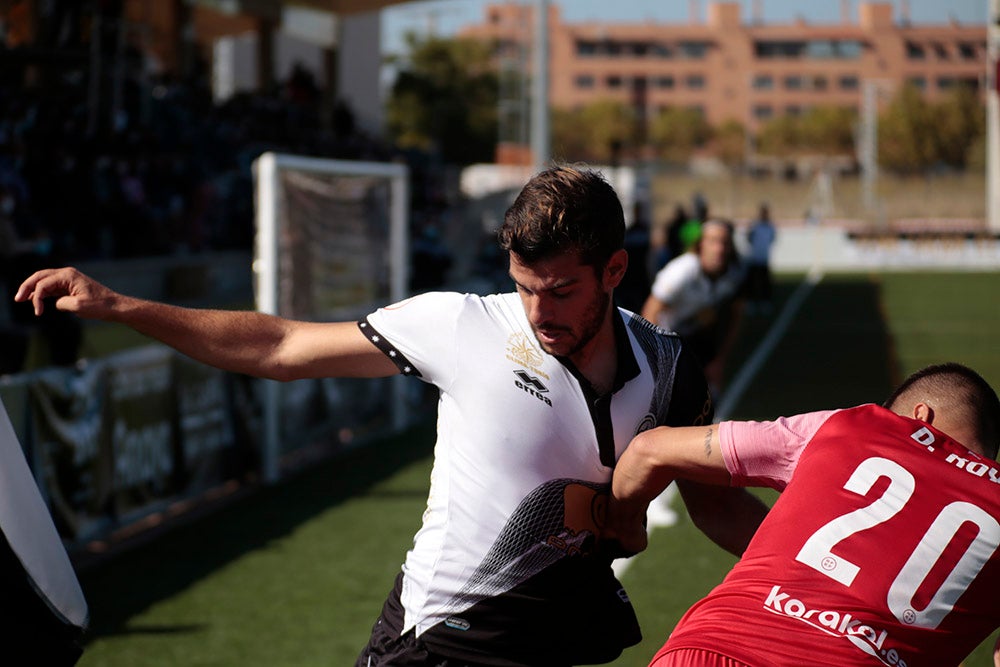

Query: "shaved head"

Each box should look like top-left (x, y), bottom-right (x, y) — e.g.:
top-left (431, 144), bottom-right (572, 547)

top-left (884, 363), bottom-right (1000, 459)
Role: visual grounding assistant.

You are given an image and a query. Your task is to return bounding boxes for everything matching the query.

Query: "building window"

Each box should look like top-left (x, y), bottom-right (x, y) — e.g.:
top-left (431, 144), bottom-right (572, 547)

top-left (938, 76), bottom-right (981, 92)
top-left (804, 40), bottom-right (862, 59)
top-left (685, 74), bottom-right (706, 89)
top-left (575, 75), bottom-right (595, 89)
top-left (908, 76), bottom-right (926, 90)
top-left (906, 41), bottom-right (925, 60)
top-left (755, 40), bottom-right (806, 58)
top-left (784, 75), bottom-right (803, 90)
top-left (806, 40), bottom-right (835, 58)
top-left (836, 40), bottom-right (862, 59)
top-left (839, 75), bottom-right (859, 90)
top-left (753, 105), bottom-right (773, 119)
top-left (654, 75), bottom-right (675, 89)
top-left (786, 105), bottom-right (802, 116)
top-left (577, 41), bottom-right (597, 57)
top-left (651, 43), bottom-right (672, 58)
top-left (606, 75), bottom-right (623, 89)
top-left (932, 42), bottom-right (949, 59)
top-left (958, 42), bottom-right (977, 60)
top-left (811, 75), bottom-right (828, 91)
top-left (679, 41), bottom-right (709, 58)
top-left (752, 74), bottom-right (773, 90)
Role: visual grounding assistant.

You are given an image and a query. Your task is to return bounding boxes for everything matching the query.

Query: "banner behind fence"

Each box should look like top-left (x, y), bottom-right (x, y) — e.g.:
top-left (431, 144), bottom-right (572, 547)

top-left (3, 346), bottom-right (261, 548)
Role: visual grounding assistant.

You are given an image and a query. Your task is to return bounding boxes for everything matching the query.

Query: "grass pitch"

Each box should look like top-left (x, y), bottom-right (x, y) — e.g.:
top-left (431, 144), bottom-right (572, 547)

top-left (76, 271), bottom-right (1000, 666)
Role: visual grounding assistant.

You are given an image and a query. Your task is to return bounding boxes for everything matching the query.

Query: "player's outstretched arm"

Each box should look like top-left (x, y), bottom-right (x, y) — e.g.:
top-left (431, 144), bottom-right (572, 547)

top-left (608, 425), bottom-right (766, 556)
top-left (15, 267), bottom-right (399, 381)
top-left (677, 481), bottom-right (767, 557)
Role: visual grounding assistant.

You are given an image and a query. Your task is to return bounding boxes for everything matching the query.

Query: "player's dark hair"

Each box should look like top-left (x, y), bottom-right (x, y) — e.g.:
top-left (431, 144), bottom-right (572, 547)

top-left (498, 165), bottom-right (625, 271)
top-left (883, 362), bottom-right (1000, 459)
top-left (693, 218), bottom-right (740, 267)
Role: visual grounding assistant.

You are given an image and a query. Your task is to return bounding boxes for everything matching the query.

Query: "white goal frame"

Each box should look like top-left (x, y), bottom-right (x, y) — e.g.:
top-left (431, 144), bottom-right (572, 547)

top-left (253, 151), bottom-right (410, 483)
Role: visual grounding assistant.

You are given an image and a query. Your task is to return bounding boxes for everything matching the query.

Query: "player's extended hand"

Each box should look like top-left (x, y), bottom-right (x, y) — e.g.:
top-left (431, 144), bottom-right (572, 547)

top-left (600, 500), bottom-right (649, 557)
top-left (14, 267), bottom-right (120, 320)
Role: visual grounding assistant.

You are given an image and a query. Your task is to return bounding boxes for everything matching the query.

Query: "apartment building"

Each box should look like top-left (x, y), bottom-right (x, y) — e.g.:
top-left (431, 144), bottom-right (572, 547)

top-left (459, 1), bottom-right (987, 134)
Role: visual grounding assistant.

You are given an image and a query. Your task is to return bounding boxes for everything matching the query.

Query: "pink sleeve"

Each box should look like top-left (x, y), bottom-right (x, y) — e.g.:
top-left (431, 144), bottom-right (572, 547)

top-left (719, 410), bottom-right (840, 491)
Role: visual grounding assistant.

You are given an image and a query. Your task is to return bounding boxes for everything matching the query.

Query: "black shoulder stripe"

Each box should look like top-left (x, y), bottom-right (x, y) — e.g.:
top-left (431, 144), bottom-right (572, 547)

top-left (358, 319), bottom-right (422, 378)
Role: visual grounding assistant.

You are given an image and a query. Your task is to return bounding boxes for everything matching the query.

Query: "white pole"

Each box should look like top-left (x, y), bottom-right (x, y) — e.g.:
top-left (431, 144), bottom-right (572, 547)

top-left (531, 0), bottom-right (550, 172)
top-left (860, 80), bottom-right (879, 215)
top-left (390, 169), bottom-right (410, 431)
top-left (253, 152), bottom-right (281, 484)
top-left (987, 0), bottom-right (1000, 232)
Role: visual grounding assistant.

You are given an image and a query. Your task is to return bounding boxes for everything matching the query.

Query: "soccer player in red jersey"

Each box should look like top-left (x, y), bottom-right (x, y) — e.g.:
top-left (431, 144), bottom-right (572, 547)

top-left (608, 362), bottom-right (1000, 667)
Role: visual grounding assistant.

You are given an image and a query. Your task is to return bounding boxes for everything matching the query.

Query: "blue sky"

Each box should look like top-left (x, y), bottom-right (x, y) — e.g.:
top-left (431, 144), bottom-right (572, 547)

top-left (381, 0), bottom-right (989, 54)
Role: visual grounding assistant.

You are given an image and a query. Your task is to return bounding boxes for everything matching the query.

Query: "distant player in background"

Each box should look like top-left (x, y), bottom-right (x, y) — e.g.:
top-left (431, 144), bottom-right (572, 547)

top-left (641, 219), bottom-right (747, 395)
top-left (17, 166), bottom-right (768, 667)
top-left (607, 362), bottom-right (1000, 667)
top-left (745, 203), bottom-right (777, 315)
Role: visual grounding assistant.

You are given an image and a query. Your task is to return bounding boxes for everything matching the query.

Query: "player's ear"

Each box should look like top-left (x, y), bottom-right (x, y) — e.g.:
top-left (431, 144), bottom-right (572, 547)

top-left (604, 249), bottom-right (628, 289)
top-left (912, 402), bottom-right (934, 424)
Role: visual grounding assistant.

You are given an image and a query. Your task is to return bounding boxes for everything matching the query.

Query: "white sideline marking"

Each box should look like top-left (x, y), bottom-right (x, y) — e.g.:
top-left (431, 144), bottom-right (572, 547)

top-left (612, 269), bottom-right (824, 578)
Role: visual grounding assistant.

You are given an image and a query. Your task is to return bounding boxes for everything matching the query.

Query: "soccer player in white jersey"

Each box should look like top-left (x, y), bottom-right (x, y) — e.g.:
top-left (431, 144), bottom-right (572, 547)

top-left (641, 219), bottom-right (746, 395)
top-left (607, 362), bottom-right (1000, 667)
top-left (16, 166), bottom-right (768, 666)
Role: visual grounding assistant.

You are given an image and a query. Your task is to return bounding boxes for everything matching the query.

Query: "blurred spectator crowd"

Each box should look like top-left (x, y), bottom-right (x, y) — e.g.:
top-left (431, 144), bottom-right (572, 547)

top-left (0, 63), bottom-right (398, 263)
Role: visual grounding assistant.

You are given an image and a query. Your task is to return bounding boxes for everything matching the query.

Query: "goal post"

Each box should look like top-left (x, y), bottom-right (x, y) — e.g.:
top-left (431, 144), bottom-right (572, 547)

top-left (252, 152), bottom-right (410, 483)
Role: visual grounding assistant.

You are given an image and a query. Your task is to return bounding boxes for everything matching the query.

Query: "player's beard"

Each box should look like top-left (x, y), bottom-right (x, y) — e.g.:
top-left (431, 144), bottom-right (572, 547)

top-left (532, 288), bottom-right (611, 360)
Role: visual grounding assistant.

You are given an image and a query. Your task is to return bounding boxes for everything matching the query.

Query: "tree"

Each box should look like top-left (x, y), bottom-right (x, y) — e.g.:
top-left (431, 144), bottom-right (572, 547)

top-left (933, 84), bottom-right (984, 169)
top-left (386, 34), bottom-right (499, 165)
top-left (551, 99), bottom-right (635, 163)
top-left (550, 107), bottom-right (593, 162)
top-left (798, 106), bottom-right (857, 155)
top-left (877, 83), bottom-right (938, 174)
top-left (648, 107), bottom-right (711, 162)
top-left (711, 120), bottom-right (746, 168)
top-left (756, 115), bottom-right (800, 156)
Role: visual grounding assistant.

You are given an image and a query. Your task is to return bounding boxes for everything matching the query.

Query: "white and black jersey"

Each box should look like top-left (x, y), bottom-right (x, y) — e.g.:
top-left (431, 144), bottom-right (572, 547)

top-left (359, 292), bottom-right (711, 666)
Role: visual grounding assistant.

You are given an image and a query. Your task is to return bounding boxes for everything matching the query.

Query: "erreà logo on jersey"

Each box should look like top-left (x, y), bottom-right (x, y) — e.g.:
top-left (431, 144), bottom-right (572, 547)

top-left (514, 370), bottom-right (552, 406)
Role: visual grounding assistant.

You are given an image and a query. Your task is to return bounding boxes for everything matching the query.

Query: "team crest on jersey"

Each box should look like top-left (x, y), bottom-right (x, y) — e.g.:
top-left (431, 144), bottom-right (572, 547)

top-left (506, 332), bottom-right (549, 379)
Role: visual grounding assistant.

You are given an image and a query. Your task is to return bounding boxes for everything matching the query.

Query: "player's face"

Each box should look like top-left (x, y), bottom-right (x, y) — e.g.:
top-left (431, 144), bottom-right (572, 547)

top-left (509, 250), bottom-right (624, 361)
top-left (699, 223), bottom-right (732, 277)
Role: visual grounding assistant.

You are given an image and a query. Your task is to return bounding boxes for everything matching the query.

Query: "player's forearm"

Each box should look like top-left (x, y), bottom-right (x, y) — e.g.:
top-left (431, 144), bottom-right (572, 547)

top-left (679, 482), bottom-right (768, 556)
top-left (613, 428), bottom-right (677, 508)
top-left (713, 302), bottom-right (744, 369)
top-left (108, 296), bottom-right (295, 380)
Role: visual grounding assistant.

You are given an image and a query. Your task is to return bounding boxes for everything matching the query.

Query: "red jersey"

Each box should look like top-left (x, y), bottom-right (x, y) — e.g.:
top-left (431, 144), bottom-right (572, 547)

top-left (659, 405), bottom-right (1000, 667)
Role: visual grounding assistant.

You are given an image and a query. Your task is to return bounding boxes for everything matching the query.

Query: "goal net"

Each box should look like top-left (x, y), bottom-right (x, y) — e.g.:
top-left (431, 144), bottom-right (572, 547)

top-left (252, 152), bottom-right (410, 482)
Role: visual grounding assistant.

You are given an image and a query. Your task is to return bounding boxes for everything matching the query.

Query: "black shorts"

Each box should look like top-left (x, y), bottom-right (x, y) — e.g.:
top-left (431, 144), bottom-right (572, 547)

top-left (355, 615), bottom-right (491, 667)
top-left (357, 572), bottom-right (496, 667)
